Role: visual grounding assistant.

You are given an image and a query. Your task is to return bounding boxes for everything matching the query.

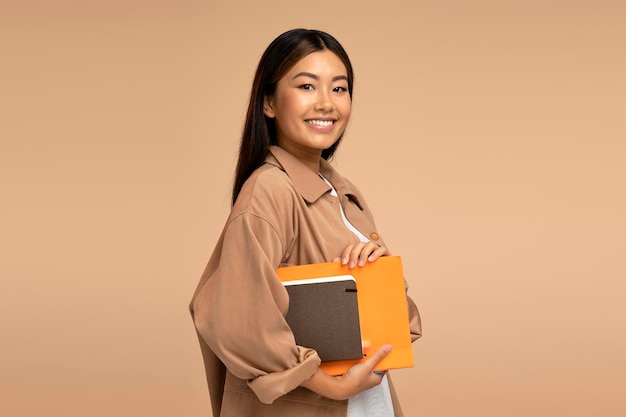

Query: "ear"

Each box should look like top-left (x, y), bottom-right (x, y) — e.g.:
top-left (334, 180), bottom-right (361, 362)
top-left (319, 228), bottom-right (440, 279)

top-left (263, 95), bottom-right (276, 118)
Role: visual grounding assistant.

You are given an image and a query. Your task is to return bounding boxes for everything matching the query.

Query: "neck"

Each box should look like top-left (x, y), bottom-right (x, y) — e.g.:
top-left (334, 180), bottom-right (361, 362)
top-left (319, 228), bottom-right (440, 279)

top-left (277, 144), bottom-right (322, 173)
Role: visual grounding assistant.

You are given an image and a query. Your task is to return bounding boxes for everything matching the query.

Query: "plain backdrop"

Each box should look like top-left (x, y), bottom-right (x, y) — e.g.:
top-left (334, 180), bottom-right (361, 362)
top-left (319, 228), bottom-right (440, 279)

top-left (1, 1), bottom-right (625, 416)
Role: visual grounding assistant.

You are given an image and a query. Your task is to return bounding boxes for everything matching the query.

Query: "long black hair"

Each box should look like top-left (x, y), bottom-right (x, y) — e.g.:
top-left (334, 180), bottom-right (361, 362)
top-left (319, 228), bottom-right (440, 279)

top-left (231, 28), bottom-right (354, 205)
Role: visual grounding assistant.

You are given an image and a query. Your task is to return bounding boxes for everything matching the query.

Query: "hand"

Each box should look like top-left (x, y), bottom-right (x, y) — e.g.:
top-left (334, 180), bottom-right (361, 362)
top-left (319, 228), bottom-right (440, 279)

top-left (333, 242), bottom-right (391, 269)
top-left (336, 344), bottom-right (392, 397)
top-left (301, 344), bottom-right (393, 400)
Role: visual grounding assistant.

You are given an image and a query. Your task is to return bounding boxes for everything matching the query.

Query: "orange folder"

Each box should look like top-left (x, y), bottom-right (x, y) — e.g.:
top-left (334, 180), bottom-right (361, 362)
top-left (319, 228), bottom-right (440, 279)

top-left (277, 256), bottom-right (414, 376)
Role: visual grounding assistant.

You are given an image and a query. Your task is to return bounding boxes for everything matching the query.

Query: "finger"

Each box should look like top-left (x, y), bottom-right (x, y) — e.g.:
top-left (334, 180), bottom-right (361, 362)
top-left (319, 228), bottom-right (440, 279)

top-left (339, 244), bottom-right (356, 266)
top-left (358, 242), bottom-right (380, 266)
top-left (363, 344), bottom-right (392, 371)
top-left (348, 242), bottom-right (367, 269)
top-left (366, 245), bottom-right (389, 263)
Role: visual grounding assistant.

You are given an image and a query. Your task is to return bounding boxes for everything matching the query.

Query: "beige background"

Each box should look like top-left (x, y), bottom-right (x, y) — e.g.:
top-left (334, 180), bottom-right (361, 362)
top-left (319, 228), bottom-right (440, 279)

top-left (1, 1), bottom-right (625, 416)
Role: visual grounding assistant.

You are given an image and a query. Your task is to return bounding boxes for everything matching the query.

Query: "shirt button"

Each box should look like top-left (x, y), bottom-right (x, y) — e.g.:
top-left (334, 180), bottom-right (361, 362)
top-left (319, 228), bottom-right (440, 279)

top-left (370, 232), bottom-right (379, 241)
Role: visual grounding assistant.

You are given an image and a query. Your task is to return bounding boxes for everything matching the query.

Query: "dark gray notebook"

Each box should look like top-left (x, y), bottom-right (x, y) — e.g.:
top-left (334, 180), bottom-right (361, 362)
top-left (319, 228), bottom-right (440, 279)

top-left (283, 275), bottom-right (363, 362)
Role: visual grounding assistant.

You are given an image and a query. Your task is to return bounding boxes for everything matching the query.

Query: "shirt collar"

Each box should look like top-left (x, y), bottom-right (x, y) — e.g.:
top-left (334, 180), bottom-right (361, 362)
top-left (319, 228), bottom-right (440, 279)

top-left (266, 146), bottom-right (364, 209)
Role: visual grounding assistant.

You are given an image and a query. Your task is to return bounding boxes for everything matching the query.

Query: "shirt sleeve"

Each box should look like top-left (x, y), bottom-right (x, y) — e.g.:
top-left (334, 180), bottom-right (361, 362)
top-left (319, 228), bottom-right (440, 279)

top-left (406, 292), bottom-right (422, 342)
top-left (191, 211), bottom-right (321, 404)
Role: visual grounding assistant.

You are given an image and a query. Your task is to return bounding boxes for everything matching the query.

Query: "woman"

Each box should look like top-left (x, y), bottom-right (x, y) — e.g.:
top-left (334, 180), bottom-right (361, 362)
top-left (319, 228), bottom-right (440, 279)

top-left (190, 28), bottom-right (421, 417)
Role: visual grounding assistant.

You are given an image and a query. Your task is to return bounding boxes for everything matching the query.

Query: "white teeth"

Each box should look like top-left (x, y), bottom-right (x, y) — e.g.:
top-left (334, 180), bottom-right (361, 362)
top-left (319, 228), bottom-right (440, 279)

top-left (306, 120), bottom-right (334, 127)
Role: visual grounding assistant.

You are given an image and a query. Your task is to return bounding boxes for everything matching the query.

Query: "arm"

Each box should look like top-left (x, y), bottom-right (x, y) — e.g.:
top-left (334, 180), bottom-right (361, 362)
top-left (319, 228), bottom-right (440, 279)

top-left (301, 344), bottom-right (393, 400)
top-left (192, 213), bottom-right (320, 404)
top-left (192, 214), bottom-right (398, 403)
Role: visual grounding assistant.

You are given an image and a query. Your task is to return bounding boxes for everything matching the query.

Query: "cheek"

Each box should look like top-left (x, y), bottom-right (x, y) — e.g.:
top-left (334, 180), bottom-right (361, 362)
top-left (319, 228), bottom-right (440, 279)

top-left (339, 99), bottom-right (352, 119)
top-left (281, 91), bottom-right (308, 113)
top-left (274, 96), bottom-right (306, 130)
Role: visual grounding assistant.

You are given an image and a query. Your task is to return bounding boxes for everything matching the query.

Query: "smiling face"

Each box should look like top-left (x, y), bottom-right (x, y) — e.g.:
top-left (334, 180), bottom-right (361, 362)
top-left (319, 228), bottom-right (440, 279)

top-left (263, 50), bottom-right (352, 170)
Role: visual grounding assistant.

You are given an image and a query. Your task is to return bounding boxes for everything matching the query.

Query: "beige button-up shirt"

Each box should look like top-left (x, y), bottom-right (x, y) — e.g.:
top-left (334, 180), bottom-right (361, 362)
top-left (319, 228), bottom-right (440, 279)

top-left (190, 146), bottom-right (421, 417)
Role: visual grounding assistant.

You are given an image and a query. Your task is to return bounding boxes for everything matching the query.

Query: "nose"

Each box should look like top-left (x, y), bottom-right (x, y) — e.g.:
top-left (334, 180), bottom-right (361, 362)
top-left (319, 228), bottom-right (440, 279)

top-left (314, 89), bottom-right (333, 112)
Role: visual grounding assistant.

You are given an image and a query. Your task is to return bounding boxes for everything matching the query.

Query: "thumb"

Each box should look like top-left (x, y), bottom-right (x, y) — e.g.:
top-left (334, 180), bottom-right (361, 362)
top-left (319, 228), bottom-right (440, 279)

top-left (364, 344), bottom-right (392, 370)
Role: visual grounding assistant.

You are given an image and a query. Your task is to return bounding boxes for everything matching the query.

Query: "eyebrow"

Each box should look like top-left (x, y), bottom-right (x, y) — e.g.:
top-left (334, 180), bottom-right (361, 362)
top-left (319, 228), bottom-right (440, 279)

top-left (292, 72), bottom-right (348, 82)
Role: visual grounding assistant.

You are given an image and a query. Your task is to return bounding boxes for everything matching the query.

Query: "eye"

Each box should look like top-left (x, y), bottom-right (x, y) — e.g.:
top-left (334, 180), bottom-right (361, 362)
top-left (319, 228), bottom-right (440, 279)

top-left (299, 84), bottom-right (314, 91)
top-left (333, 86), bottom-right (348, 93)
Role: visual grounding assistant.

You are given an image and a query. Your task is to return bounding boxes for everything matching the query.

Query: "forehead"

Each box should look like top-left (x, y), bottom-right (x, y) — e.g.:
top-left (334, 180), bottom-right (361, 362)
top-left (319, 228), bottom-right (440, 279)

top-left (285, 50), bottom-right (348, 78)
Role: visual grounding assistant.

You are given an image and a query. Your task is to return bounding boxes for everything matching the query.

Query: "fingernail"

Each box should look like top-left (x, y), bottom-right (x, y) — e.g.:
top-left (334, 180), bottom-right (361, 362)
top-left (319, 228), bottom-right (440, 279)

top-left (342, 257), bottom-right (348, 265)
top-left (349, 260), bottom-right (355, 268)
top-left (358, 259), bottom-right (365, 267)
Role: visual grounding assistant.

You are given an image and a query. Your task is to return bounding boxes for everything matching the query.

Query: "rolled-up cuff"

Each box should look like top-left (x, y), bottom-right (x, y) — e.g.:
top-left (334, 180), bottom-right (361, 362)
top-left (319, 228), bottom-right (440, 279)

top-left (247, 347), bottom-right (321, 404)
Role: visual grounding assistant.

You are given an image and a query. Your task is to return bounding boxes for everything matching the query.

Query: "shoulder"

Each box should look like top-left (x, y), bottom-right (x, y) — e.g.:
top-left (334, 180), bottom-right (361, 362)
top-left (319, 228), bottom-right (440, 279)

top-left (232, 164), bottom-right (300, 218)
top-left (223, 164), bottom-right (299, 252)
